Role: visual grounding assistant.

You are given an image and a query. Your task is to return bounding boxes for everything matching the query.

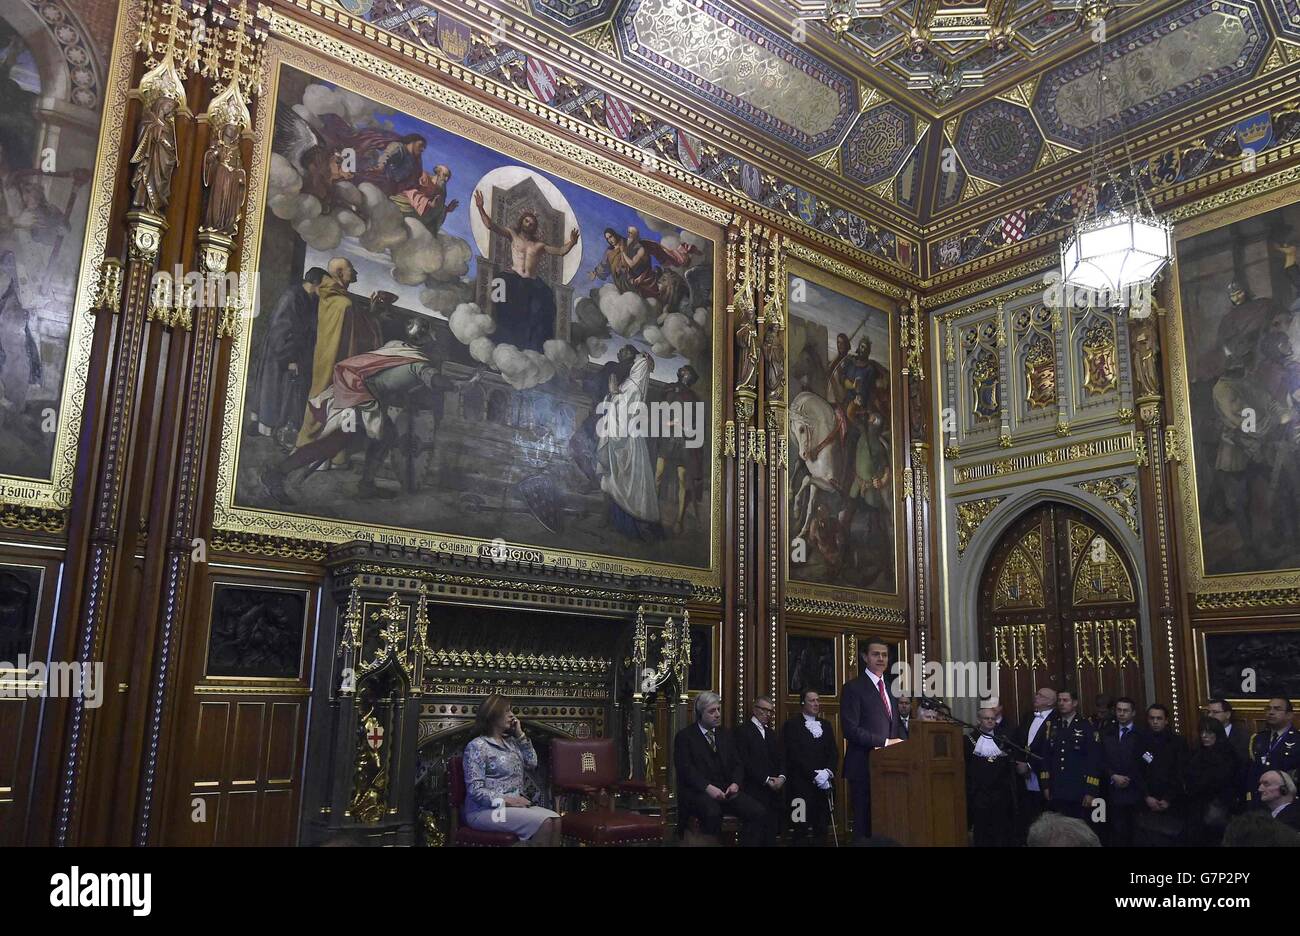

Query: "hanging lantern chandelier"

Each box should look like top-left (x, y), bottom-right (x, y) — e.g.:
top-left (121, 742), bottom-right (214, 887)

top-left (1059, 12), bottom-right (1171, 298)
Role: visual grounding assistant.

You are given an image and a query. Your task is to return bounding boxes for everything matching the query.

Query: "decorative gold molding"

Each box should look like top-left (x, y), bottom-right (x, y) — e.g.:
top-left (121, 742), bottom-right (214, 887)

top-left (1074, 474), bottom-right (1140, 536)
top-left (785, 240), bottom-right (907, 300)
top-left (955, 496), bottom-right (1003, 557)
top-left (784, 596), bottom-right (907, 624)
top-left (1195, 589), bottom-right (1300, 610)
top-left (931, 276), bottom-right (1047, 320)
top-left (952, 433), bottom-right (1135, 485)
top-left (211, 530), bottom-right (330, 562)
top-left (92, 260), bottom-right (124, 316)
top-left (0, 504), bottom-right (68, 534)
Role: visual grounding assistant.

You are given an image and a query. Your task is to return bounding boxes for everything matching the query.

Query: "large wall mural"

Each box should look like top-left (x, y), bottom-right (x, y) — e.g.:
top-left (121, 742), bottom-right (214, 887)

top-left (785, 261), bottom-right (899, 601)
top-left (217, 49), bottom-right (724, 583)
top-left (1170, 187), bottom-right (1300, 592)
top-left (0, 0), bottom-right (126, 507)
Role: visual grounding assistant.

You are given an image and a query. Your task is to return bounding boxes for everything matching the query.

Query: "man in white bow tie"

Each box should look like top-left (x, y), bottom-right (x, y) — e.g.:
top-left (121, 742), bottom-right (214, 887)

top-left (782, 689), bottom-right (839, 846)
top-left (1013, 686), bottom-right (1057, 844)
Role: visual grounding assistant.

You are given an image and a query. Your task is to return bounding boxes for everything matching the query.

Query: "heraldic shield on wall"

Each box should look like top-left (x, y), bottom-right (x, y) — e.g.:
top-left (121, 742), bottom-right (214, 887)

top-left (215, 41), bottom-right (725, 585)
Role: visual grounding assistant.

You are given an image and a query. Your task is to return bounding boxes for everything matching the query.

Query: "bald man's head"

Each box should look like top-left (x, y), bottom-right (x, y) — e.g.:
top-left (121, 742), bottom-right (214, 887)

top-left (328, 257), bottom-right (357, 286)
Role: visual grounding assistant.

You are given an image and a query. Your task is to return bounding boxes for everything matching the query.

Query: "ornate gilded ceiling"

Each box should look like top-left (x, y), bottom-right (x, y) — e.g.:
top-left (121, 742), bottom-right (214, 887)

top-left (616, 0), bottom-right (858, 152)
top-left (310, 0), bottom-right (1300, 284)
top-left (782, 0), bottom-right (1147, 107)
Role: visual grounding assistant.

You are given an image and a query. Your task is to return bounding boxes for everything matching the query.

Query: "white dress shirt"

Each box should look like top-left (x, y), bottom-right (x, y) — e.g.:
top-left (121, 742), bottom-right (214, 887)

top-left (1025, 710), bottom-right (1051, 791)
top-left (750, 717), bottom-right (785, 784)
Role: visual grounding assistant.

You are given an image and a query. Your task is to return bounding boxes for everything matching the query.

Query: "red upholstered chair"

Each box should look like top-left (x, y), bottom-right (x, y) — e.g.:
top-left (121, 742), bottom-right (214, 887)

top-left (448, 754), bottom-right (519, 847)
top-left (551, 737), bottom-right (667, 846)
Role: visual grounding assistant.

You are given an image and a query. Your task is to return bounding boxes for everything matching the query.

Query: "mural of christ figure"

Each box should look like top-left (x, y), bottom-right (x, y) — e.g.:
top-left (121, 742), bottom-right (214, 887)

top-left (473, 187), bottom-right (578, 352)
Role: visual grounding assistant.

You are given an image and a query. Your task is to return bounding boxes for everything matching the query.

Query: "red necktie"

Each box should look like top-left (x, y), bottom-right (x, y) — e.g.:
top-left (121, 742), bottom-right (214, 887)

top-left (877, 677), bottom-right (890, 717)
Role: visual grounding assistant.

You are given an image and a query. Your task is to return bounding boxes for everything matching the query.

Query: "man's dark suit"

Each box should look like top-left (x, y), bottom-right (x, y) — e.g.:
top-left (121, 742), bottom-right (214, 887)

top-left (1100, 721), bottom-right (1142, 846)
top-left (782, 715), bottom-right (839, 845)
top-left (1010, 709), bottom-right (1052, 844)
top-left (735, 719), bottom-right (785, 846)
top-left (673, 723), bottom-right (766, 845)
top-left (841, 671), bottom-right (902, 840)
top-left (1223, 721), bottom-right (1251, 763)
top-left (965, 730), bottom-right (1017, 847)
top-left (1273, 801), bottom-right (1300, 831)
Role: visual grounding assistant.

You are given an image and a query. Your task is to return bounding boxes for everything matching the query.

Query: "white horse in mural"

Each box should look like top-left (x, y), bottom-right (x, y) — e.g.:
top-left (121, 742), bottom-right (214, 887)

top-left (788, 391), bottom-right (848, 550)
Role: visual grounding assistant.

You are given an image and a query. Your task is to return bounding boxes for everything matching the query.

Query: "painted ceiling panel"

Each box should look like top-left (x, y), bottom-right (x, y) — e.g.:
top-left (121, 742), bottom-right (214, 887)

top-left (1033, 0), bottom-right (1268, 148)
top-left (798, 0), bottom-right (1149, 108)
top-left (530, 0), bottom-right (616, 30)
top-left (895, 141), bottom-right (925, 211)
top-left (841, 101), bottom-right (916, 186)
top-left (933, 136), bottom-right (967, 213)
top-left (1279, 0), bottom-right (1300, 40)
top-left (957, 99), bottom-right (1043, 183)
top-left (615, 0), bottom-right (858, 153)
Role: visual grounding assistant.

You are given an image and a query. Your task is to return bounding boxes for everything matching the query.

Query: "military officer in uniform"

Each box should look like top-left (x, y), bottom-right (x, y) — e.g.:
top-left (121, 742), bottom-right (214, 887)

top-left (1034, 688), bottom-right (1101, 824)
top-left (1245, 696), bottom-right (1300, 807)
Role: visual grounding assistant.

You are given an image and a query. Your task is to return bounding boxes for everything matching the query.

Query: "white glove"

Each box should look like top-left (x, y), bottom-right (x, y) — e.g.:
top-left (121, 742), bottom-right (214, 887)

top-left (814, 768), bottom-right (831, 788)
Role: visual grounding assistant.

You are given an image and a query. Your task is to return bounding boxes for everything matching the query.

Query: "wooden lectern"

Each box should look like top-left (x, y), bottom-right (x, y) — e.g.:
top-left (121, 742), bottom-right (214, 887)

top-left (869, 721), bottom-right (968, 846)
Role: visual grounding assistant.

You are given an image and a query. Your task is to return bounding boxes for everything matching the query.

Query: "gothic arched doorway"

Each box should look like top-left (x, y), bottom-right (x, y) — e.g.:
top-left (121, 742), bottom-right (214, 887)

top-left (977, 502), bottom-right (1144, 728)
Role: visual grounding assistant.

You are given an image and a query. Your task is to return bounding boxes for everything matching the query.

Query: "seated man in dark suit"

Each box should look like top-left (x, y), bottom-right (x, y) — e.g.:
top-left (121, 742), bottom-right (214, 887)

top-left (1258, 769), bottom-right (1300, 831)
top-left (783, 688), bottom-right (839, 846)
top-left (841, 636), bottom-right (903, 841)
top-left (673, 690), bottom-right (767, 846)
top-left (735, 695), bottom-right (786, 846)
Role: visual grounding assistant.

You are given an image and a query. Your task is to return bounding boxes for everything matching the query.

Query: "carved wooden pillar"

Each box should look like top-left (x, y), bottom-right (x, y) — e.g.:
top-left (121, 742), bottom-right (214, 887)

top-left (729, 221), bottom-right (760, 723)
top-left (46, 15), bottom-right (196, 842)
top-left (900, 291), bottom-right (933, 664)
top-left (759, 233), bottom-right (785, 707)
top-left (1129, 301), bottom-right (1189, 732)
top-left (134, 9), bottom-right (265, 844)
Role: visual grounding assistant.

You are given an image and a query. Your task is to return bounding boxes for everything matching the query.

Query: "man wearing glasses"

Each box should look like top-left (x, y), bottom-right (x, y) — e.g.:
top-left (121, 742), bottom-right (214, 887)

top-left (736, 696), bottom-right (786, 846)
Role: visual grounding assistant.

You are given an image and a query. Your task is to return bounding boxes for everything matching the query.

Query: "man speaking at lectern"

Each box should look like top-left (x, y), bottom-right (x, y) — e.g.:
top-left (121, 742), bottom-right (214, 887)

top-left (841, 637), bottom-right (904, 841)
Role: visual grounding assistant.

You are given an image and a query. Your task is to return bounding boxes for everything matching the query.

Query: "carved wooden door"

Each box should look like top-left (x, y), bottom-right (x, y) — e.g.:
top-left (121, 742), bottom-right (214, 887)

top-left (978, 503), bottom-right (1144, 729)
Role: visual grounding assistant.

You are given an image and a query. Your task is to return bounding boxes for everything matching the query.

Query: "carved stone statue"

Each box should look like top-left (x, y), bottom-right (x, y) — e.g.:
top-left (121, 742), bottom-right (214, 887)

top-left (202, 82), bottom-right (251, 235)
top-left (762, 323), bottom-right (785, 399)
top-left (734, 295), bottom-right (759, 392)
top-left (1129, 315), bottom-right (1161, 400)
top-left (202, 121), bottom-right (247, 235)
top-left (129, 93), bottom-right (180, 214)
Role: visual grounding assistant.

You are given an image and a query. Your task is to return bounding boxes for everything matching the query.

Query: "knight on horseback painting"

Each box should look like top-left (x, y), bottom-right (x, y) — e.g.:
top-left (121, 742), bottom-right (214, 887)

top-left (786, 266), bottom-right (898, 597)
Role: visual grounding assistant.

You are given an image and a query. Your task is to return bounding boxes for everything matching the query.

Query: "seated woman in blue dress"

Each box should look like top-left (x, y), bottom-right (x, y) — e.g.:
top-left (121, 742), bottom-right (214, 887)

top-left (462, 693), bottom-right (561, 845)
